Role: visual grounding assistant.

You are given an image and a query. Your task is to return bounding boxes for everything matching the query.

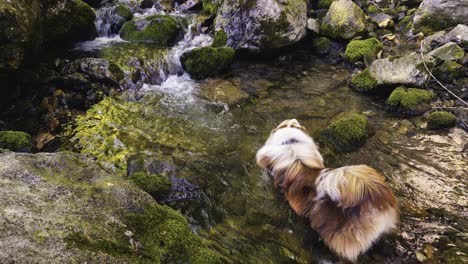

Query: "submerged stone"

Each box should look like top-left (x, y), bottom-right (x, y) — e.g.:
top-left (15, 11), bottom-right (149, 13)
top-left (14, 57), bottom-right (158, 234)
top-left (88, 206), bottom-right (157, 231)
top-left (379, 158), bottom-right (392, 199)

top-left (427, 111), bottom-right (456, 130)
top-left (320, 0), bottom-right (367, 39)
top-left (386, 87), bottom-right (435, 116)
top-left (199, 78), bottom-right (249, 105)
top-left (181, 47), bottom-right (235, 79)
top-left (319, 113), bottom-right (370, 152)
top-left (214, 0), bottom-right (307, 51)
top-left (345, 38), bottom-right (383, 63)
top-left (120, 15), bottom-right (183, 46)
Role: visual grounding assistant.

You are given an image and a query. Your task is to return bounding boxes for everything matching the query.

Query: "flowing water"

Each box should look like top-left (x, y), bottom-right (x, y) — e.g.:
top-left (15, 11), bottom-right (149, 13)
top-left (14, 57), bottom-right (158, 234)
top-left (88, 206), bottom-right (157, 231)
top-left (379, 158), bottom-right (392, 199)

top-left (68, 5), bottom-right (468, 264)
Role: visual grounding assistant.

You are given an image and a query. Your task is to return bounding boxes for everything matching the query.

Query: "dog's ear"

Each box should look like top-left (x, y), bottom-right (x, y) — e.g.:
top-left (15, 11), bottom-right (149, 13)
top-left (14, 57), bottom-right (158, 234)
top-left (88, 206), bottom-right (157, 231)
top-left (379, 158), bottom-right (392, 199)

top-left (256, 145), bottom-right (280, 170)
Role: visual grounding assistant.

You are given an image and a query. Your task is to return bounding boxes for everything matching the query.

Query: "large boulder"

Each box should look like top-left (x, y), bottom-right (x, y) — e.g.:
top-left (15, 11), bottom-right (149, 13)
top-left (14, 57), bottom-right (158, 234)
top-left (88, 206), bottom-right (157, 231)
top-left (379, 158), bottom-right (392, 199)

top-left (0, 152), bottom-right (221, 263)
top-left (412, 0), bottom-right (468, 34)
top-left (120, 15), bottom-right (183, 46)
top-left (320, 0), bottom-right (367, 39)
top-left (180, 47), bottom-right (235, 79)
top-left (0, 0), bottom-right (96, 72)
top-left (214, 0), bottom-right (307, 51)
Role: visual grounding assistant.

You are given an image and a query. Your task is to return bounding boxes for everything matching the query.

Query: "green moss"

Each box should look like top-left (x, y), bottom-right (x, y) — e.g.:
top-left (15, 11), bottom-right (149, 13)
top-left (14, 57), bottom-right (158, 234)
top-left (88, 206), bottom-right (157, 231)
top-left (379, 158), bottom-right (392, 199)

top-left (386, 87), bottom-right (435, 115)
top-left (427, 111), bottom-right (456, 130)
top-left (433, 61), bottom-right (463, 80)
top-left (129, 171), bottom-right (171, 196)
top-left (181, 47), bottom-right (235, 79)
top-left (124, 203), bottom-right (223, 263)
top-left (115, 5), bottom-right (133, 21)
top-left (345, 38), bottom-right (383, 63)
top-left (0, 130), bottom-right (32, 150)
top-left (65, 232), bottom-right (133, 257)
top-left (45, 0), bottom-right (97, 44)
top-left (350, 69), bottom-right (378, 92)
top-left (212, 30), bottom-right (227, 47)
top-left (320, 0), bottom-right (367, 39)
top-left (312, 37), bottom-right (331, 54)
top-left (367, 4), bottom-right (379, 14)
top-left (120, 15), bottom-right (181, 46)
top-left (108, 63), bottom-right (125, 82)
top-left (202, 0), bottom-right (220, 16)
top-left (320, 113), bottom-right (370, 152)
top-left (317, 0), bottom-right (334, 9)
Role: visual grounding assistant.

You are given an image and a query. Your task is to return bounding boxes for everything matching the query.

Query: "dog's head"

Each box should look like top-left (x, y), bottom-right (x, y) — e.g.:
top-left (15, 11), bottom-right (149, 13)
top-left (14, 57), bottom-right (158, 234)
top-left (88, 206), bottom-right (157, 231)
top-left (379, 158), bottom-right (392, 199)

top-left (256, 119), bottom-right (325, 187)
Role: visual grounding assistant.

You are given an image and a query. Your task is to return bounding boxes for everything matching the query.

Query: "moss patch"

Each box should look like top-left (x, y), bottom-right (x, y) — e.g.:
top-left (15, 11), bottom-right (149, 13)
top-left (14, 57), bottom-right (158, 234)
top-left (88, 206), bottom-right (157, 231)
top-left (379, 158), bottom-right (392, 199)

top-left (181, 47), bottom-right (235, 79)
top-left (433, 61), bottom-right (463, 81)
top-left (386, 87), bottom-right (435, 116)
top-left (345, 38), bottom-right (383, 63)
top-left (0, 130), bottom-right (32, 150)
top-left (115, 5), bottom-right (133, 21)
top-left (350, 69), bottom-right (378, 92)
top-left (427, 111), bottom-right (456, 130)
top-left (320, 113), bottom-right (370, 152)
top-left (124, 203), bottom-right (222, 263)
top-left (212, 30), bottom-right (227, 47)
top-left (120, 15), bottom-right (181, 46)
top-left (202, 0), bottom-right (220, 16)
top-left (129, 171), bottom-right (172, 196)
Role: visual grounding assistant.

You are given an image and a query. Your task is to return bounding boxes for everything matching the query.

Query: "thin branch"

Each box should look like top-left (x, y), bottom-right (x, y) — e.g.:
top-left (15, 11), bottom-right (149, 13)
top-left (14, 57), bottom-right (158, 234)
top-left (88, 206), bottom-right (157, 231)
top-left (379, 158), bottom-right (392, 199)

top-left (419, 40), bottom-right (468, 107)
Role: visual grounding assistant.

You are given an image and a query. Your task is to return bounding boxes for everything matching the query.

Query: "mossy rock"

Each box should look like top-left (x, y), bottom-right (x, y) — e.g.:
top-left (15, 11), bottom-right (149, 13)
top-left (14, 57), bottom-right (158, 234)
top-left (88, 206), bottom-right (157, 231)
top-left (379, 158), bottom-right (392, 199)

top-left (129, 171), bottom-right (172, 196)
top-left (212, 30), bottom-right (227, 47)
top-left (433, 61), bottom-right (463, 81)
top-left (202, 0), bottom-right (221, 15)
top-left (345, 38), bottom-right (383, 63)
top-left (320, 0), bottom-right (367, 39)
top-left (115, 5), bottom-right (133, 21)
top-left (0, 130), bottom-right (32, 151)
top-left (319, 113), bottom-right (370, 152)
top-left (312, 37), bottom-right (331, 55)
top-left (367, 4), bottom-right (379, 14)
top-left (386, 87), bottom-right (435, 116)
top-left (428, 42), bottom-right (464, 62)
top-left (45, 0), bottom-right (97, 45)
top-left (181, 47), bottom-right (235, 80)
top-left (317, 0), bottom-right (335, 9)
top-left (427, 111), bottom-right (456, 130)
top-left (349, 68), bottom-right (378, 92)
top-left (120, 15), bottom-right (182, 46)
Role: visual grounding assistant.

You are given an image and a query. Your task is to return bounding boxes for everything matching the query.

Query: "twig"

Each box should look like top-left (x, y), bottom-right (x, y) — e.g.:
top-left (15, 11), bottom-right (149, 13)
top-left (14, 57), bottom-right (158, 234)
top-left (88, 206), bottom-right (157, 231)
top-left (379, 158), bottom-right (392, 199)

top-left (419, 40), bottom-right (468, 107)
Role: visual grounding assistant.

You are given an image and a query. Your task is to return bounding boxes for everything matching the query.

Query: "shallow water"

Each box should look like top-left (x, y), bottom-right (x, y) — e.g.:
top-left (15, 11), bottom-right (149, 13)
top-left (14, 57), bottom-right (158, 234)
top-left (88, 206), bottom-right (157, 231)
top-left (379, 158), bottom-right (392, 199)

top-left (68, 47), bottom-right (467, 263)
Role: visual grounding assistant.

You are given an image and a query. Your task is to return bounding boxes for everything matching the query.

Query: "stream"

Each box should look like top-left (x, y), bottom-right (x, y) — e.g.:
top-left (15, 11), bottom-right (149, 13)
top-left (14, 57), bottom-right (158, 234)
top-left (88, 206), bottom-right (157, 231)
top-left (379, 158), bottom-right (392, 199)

top-left (63, 3), bottom-right (468, 263)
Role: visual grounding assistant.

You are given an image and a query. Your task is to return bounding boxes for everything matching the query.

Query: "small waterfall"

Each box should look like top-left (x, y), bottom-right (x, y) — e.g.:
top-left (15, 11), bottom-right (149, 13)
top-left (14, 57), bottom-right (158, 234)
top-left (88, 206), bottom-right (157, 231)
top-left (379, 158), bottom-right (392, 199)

top-left (95, 7), bottom-right (124, 37)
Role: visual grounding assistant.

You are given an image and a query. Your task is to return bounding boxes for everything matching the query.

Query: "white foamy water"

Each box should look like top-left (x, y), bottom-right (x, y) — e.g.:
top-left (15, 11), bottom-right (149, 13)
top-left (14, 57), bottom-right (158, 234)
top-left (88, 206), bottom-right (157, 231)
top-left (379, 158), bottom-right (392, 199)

top-left (140, 74), bottom-right (197, 101)
top-left (74, 36), bottom-right (126, 51)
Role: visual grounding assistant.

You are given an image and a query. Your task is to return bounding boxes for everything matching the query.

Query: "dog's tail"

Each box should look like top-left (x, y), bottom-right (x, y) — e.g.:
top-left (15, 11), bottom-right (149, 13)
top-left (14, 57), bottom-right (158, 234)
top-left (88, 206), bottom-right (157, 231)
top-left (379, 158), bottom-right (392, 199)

top-left (316, 165), bottom-right (397, 210)
top-left (313, 165), bottom-right (399, 262)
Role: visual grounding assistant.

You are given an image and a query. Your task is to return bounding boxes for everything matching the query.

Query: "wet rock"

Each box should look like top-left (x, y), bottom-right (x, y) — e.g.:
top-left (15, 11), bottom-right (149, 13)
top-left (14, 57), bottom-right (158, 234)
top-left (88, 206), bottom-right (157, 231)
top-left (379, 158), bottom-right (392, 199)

top-left (319, 112), bottom-right (371, 152)
top-left (120, 15), bottom-right (183, 46)
top-left (199, 78), bottom-right (249, 105)
top-left (320, 0), bottom-right (367, 39)
top-left (423, 25), bottom-right (468, 52)
top-left (386, 87), bottom-right (435, 116)
top-left (180, 47), bottom-right (235, 79)
top-left (0, 130), bottom-right (33, 151)
top-left (62, 58), bottom-right (125, 85)
top-left (349, 68), bottom-right (379, 92)
top-left (307, 18), bottom-right (320, 34)
top-left (427, 42), bottom-right (465, 62)
top-left (0, 152), bottom-right (221, 263)
top-left (178, 0), bottom-right (202, 12)
top-left (214, 0), bottom-right (307, 51)
top-left (345, 38), bottom-right (383, 63)
top-left (412, 0), bottom-right (468, 34)
top-left (427, 111), bottom-right (456, 130)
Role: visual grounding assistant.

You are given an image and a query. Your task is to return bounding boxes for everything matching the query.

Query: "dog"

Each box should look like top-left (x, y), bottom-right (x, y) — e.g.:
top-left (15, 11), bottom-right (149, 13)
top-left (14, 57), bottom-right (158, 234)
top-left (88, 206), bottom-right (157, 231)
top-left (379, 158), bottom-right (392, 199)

top-left (256, 119), bottom-right (398, 262)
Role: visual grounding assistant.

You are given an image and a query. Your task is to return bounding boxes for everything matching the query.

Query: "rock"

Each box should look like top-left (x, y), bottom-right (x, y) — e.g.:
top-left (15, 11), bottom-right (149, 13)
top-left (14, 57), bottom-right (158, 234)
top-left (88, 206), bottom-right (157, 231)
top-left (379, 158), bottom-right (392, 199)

top-left (307, 18), bottom-right (320, 34)
top-left (423, 25), bottom-right (468, 51)
top-left (427, 42), bottom-right (464, 62)
top-left (180, 47), bottom-right (235, 79)
top-left (115, 5), bottom-right (133, 21)
top-left (128, 171), bottom-right (172, 196)
top-left (214, 0), bottom-right (307, 51)
top-left (199, 78), bottom-right (249, 105)
top-left (0, 152), bottom-right (221, 263)
top-left (202, 0), bottom-right (222, 15)
top-left (317, 0), bottom-right (335, 9)
top-left (367, 52), bottom-right (434, 89)
top-left (349, 69), bottom-right (379, 92)
top-left (319, 113), bottom-right (370, 152)
top-left (320, 0), bottom-right (367, 39)
top-left (120, 15), bottom-right (183, 46)
top-left (371, 13), bottom-right (394, 28)
top-left (427, 111), bottom-right (456, 130)
top-left (412, 0), bottom-right (468, 34)
top-left (312, 37), bottom-right (332, 55)
top-left (140, 0), bottom-right (174, 11)
top-left (386, 87), bottom-right (435, 116)
top-left (345, 38), bottom-right (383, 63)
top-left (62, 58), bottom-right (125, 85)
top-left (0, 131), bottom-right (32, 151)
top-left (178, 0), bottom-right (202, 11)
top-left (433, 61), bottom-right (464, 81)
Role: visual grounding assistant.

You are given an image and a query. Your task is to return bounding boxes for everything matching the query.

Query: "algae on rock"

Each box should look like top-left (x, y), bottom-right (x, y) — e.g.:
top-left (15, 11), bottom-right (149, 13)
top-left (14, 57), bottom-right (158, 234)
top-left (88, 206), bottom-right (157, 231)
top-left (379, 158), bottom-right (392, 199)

top-left (345, 38), bottom-right (383, 63)
top-left (120, 15), bottom-right (183, 46)
top-left (386, 87), bottom-right (435, 116)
